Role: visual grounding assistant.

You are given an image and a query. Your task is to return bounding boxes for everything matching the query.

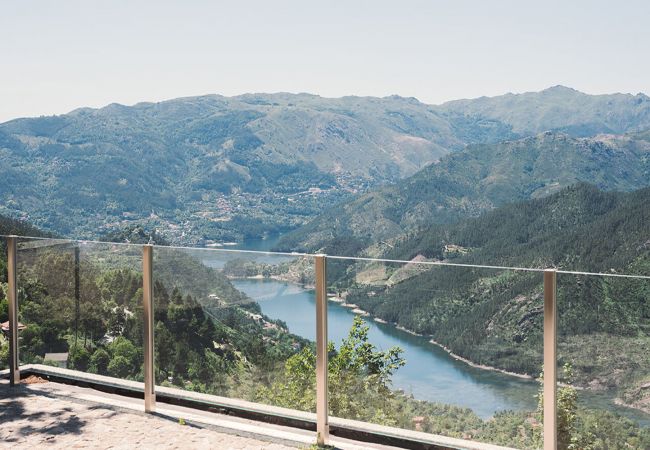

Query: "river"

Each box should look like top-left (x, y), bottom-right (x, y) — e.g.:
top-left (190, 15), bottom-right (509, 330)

top-left (199, 235), bottom-right (649, 424)
top-left (232, 278), bottom-right (539, 418)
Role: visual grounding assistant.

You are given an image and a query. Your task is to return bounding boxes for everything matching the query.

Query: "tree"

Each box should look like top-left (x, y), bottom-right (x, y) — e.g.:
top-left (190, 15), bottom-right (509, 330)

top-left (89, 348), bottom-right (110, 375)
top-left (108, 355), bottom-right (133, 379)
top-left (68, 345), bottom-right (91, 371)
top-left (107, 336), bottom-right (140, 379)
top-left (258, 316), bottom-right (405, 425)
top-left (537, 363), bottom-right (594, 450)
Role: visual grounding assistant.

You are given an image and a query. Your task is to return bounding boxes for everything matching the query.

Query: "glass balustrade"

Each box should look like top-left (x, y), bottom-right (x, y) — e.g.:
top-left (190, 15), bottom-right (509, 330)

top-left (14, 237), bottom-right (144, 387)
top-left (325, 256), bottom-right (543, 449)
top-left (2, 234), bottom-right (649, 449)
top-left (557, 272), bottom-right (650, 449)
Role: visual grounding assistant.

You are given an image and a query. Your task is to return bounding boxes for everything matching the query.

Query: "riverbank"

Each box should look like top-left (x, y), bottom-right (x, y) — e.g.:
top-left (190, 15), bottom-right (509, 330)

top-left (331, 293), bottom-right (650, 419)
top-left (230, 276), bottom-right (650, 424)
top-left (331, 288), bottom-right (532, 380)
top-left (226, 274), bottom-right (315, 290)
top-left (427, 338), bottom-right (533, 380)
top-left (259, 279), bottom-right (536, 381)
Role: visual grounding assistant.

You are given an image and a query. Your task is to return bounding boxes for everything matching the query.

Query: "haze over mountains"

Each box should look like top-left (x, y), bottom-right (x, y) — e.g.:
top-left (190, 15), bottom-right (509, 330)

top-left (1, 86), bottom-right (650, 243)
top-left (441, 85), bottom-right (650, 136)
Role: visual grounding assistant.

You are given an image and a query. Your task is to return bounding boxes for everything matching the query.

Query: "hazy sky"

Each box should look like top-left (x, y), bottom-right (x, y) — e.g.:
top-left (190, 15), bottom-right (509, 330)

top-left (2, 0), bottom-right (649, 122)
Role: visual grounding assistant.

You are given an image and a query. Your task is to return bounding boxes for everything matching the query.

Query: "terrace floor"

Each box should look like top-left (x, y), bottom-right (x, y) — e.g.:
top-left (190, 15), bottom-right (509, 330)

top-left (1, 366), bottom-right (516, 450)
top-left (0, 377), bottom-right (395, 450)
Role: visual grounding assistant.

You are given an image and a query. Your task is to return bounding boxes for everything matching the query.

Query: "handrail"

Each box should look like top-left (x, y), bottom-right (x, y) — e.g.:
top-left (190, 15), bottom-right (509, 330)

top-left (2, 234), bottom-right (648, 280)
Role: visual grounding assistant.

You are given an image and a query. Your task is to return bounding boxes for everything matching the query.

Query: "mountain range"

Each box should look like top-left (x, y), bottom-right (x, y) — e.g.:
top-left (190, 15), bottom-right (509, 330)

top-left (278, 130), bottom-right (650, 253)
top-left (1, 86), bottom-right (650, 243)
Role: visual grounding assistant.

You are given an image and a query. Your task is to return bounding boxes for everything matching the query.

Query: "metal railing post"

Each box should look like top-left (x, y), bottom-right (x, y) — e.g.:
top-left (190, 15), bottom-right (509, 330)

top-left (7, 236), bottom-right (20, 385)
top-left (315, 255), bottom-right (329, 445)
top-left (543, 269), bottom-right (557, 450)
top-left (143, 245), bottom-right (156, 412)
top-left (73, 245), bottom-right (80, 351)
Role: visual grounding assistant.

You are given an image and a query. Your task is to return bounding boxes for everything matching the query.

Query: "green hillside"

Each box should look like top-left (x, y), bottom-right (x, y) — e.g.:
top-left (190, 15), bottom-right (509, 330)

top-left (334, 184), bottom-right (650, 412)
top-left (278, 131), bottom-right (650, 253)
top-left (0, 93), bottom-right (515, 243)
top-left (3, 87), bottom-right (650, 244)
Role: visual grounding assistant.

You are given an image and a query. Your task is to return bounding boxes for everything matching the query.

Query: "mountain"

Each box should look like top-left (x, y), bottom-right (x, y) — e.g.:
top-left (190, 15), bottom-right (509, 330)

top-left (340, 184), bottom-right (650, 407)
top-left (440, 85), bottom-right (650, 137)
top-left (0, 93), bottom-right (518, 242)
top-left (2, 87), bottom-right (650, 243)
top-left (278, 131), bottom-right (650, 253)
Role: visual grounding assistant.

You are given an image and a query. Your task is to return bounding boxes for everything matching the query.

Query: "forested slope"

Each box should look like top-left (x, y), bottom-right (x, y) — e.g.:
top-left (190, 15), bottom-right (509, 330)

top-left (336, 185), bottom-right (650, 409)
top-left (279, 131), bottom-right (650, 253)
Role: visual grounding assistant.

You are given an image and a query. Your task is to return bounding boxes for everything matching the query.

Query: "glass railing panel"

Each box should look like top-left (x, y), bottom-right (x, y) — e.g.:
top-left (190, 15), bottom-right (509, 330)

top-left (15, 238), bottom-right (144, 384)
top-left (325, 256), bottom-right (544, 449)
top-left (557, 272), bottom-right (650, 449)
top-left (153, 245), bottom-right (315, 412)
top-left (0, 236), bottom-right (39, 371)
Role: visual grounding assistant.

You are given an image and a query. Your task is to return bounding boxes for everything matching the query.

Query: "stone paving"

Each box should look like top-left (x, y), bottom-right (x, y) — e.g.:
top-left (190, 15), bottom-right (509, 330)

top-left (0, 379), bottom-right (296, 449)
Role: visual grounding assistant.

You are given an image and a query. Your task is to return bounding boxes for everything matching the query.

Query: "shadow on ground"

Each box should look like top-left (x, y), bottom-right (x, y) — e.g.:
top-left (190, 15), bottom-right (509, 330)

top-left (0, 383), bottom-right (88, 442)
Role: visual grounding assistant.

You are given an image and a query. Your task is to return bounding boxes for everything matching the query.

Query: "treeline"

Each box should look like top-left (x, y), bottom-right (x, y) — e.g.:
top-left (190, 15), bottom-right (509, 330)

top-left (0, 213), bottom-right (53, 283)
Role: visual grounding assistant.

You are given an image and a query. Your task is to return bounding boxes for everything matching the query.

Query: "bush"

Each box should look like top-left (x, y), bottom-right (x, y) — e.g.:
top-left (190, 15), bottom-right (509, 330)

top-left (89, 348), bottom-right (110, 375)
top-left (0, 336), bottom-right (8, 369)
top-left (68, 345), bottom-right (91, 371)
top-left (107, 355), bottom-right (133, 379)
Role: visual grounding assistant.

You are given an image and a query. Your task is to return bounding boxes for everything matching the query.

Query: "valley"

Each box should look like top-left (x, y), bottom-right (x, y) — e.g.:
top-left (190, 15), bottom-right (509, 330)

top-left (2, 86), bottom-right (650, 448)
top-left (2, 87), bottom-right (650, 246)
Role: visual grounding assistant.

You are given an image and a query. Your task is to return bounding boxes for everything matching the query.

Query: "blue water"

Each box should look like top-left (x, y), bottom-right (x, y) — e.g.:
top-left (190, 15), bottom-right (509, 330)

top-left (198, 236), bottom-right (650, 425)
top-left (231, 278), bottom-right (538, 418)
top-left (196, 235), bottom-right (294, 268)
top-left (228, 235), bottom-right (282, 252)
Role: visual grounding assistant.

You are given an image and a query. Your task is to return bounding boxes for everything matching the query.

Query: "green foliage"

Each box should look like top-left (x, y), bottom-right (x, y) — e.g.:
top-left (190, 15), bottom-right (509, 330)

top-left (0, 335), bottom-right (8, 369)
top-left (89, 348), bottom-right (110, 374)
top-left (280, 133), bottom-right (650, 253)
top-left (68, 345), bottom-right (91, 372)
top-left (107, 355), bottom-right (135, 379)
top-left (0, 286), bottom-right (7, 322)
top-left (103, 225), bottom-right (170, 245)
top-left (108, 337), bottom-right (139, 368)
top-left (536, 365), bottom-right (582, 449)
top-left (259, 318), bottom-right (650, 449)
top-left (260, 316), bottom-right (406, 424)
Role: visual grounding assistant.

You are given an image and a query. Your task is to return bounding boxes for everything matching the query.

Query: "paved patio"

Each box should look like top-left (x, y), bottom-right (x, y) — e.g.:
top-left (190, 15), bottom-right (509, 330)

top-left (1, 368), bottom-right (514, 450)
top-left (1, 375), bottom-right (409, 450)
top-left (0, 377), bottom-right (298, 449)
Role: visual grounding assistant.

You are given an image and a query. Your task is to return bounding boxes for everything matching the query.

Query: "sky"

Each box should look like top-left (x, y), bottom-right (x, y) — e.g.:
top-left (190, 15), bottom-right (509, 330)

top-left (1, 0), bottom-right (649, 122)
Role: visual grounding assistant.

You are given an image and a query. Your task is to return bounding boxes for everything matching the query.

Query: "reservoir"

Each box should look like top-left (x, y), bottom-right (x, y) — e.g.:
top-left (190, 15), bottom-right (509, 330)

top-left (198, 238), bottom-right (649, 424)
top-left (232, 278), bottom-right (538, 419)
